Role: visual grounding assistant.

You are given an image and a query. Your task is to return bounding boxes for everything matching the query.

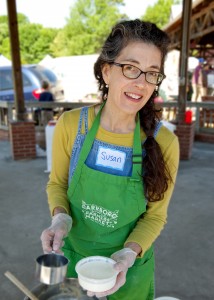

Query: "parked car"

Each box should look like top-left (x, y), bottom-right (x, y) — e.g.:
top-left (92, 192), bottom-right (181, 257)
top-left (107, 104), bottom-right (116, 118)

top-left (0, 64), bottom-right (64, 102)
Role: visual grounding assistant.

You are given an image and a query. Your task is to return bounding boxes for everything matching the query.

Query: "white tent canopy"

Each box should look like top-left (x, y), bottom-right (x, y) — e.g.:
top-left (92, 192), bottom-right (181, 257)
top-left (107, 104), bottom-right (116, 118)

top-left (39, 54), bottom-right (99, 102)
top-left (38, 54), bottom-right (54, 68)
top-left (0, 54), bottom-right (11, 66)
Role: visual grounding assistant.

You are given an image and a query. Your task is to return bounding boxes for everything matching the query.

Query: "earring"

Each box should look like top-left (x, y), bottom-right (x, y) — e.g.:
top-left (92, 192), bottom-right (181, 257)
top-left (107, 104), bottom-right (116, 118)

top-left (106, 84), bottom-right (108, 88)
top-left (155, 85), bottom-right (158, 91)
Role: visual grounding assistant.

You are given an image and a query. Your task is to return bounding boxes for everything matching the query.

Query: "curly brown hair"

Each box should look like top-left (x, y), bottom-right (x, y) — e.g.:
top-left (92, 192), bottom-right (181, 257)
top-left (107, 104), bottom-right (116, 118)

top-left (94, 19), bottom-right (172, 202)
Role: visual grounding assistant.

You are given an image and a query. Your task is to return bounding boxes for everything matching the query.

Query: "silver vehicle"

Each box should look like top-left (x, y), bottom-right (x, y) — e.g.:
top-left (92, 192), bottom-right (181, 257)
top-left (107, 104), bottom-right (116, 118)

top-left (0, 64), bottom-right (64, 102)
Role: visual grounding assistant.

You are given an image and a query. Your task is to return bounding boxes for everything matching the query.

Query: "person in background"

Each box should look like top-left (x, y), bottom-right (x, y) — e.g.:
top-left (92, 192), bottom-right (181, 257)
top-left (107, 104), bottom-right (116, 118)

top-left (187, 70), bottom-right (193, 101)
top-left (40, 19), bottom-right (179, 299)
top-left (201, 63), bottom-right (210, 97)
top-left (207, 64), bottom-right (214, 96)
top-left (191, 57), bottom-right (205, 102)
top-left (39, 80), bottom-right (54, 125)
top-left (39, 80), bottom-right (54, 102)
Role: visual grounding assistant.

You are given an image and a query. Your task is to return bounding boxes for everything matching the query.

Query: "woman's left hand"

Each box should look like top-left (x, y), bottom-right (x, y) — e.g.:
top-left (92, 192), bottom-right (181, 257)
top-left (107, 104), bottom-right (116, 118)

top-left (87, 248), bottom-right (137, 298)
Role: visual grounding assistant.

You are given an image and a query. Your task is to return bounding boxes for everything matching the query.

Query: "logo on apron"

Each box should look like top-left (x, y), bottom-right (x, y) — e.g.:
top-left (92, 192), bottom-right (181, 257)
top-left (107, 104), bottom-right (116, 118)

top-left (96, 146), bottom-right (126, 171)
top-left (82, 201), bottom-right (119, 228)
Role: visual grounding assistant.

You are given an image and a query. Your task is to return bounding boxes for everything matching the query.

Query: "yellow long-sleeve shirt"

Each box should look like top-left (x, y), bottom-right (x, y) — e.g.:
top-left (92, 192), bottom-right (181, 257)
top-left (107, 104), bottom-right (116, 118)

top-left (47, 105), bottom-right (179, 255)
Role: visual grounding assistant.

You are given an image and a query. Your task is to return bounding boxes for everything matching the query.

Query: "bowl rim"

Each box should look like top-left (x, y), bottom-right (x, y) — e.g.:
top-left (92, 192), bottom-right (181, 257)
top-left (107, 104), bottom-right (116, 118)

top-left (75, 256), bottom-right (118, 282)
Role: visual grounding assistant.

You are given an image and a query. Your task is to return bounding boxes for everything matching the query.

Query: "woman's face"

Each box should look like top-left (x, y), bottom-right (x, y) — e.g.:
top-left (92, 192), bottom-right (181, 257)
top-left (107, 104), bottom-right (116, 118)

top-left (102, 41), bottom-right (162, 116)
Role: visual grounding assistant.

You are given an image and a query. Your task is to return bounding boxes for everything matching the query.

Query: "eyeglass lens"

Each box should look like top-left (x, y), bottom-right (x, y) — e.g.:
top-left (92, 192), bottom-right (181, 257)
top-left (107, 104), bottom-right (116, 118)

top-left (122, 64), bottom-right (164, 84)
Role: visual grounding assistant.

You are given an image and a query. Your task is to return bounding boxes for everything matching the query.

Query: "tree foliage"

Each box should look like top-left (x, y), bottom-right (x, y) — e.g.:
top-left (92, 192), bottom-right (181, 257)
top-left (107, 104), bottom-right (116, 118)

top-left (0, 13), bottom-right (30, 60)
top-left (0, 14), bottom-right (58, 64)
top-left (19, 24), bottom-right (58, 63)
top-left (0, 22), bottom-right (10, 57)
top-left (142, 0), bottom-right (182, 29)
top-left (51, 0), bottom-right (126, 56)
top-left (0, 1), bottom-right (184, 63)
top-left (0, 1), bottom-right (127, 62)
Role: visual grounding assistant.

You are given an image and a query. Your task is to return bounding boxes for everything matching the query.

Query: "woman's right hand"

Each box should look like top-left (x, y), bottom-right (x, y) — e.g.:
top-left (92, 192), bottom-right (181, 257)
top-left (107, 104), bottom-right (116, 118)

top-left (40, 213), bottom-right (72, 254)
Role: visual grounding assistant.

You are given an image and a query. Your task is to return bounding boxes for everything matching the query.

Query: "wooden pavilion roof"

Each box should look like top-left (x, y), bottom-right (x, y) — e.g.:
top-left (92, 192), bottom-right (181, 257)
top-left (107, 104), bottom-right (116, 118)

top-left (164, 0), bottom-right (214, 63)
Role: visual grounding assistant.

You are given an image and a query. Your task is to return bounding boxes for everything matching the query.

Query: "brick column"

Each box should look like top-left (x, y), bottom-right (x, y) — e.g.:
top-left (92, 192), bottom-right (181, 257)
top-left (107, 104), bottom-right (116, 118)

top-left (174, 121), bottom-right (195, 160)
top-left (9, 121), bottom-right (36, 160)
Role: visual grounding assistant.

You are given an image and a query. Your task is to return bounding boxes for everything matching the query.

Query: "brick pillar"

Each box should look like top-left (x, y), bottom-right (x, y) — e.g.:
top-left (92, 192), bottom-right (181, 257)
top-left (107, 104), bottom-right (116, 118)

top-left (174, 121), bottom-right (195, 160)
top-left (9, 121), bottom-right (36, 160)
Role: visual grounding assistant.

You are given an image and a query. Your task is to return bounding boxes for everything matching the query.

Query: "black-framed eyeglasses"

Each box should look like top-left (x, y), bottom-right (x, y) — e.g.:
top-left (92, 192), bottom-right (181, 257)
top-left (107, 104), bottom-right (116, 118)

top-left (112, 62), bottom-right (165, 85)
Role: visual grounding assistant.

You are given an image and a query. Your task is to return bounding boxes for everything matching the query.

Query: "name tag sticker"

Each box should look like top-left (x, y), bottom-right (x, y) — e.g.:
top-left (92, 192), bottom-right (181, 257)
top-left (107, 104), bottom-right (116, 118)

top-left (96, 146), bottom-right (126, 171)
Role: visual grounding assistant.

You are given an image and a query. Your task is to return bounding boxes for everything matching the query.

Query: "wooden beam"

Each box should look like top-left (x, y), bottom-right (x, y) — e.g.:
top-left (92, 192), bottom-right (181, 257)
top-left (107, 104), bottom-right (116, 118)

top-left (165, 0), bottom-right (214, 50)
top-left (178, 0), bottom-right (192, 123)
top-left (7, 0), bottom-right (26, 121)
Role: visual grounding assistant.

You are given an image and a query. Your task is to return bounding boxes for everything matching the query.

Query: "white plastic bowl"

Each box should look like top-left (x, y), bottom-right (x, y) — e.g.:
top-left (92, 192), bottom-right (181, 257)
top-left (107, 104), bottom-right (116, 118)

top-left (75, 256), bottom-right (118, 292)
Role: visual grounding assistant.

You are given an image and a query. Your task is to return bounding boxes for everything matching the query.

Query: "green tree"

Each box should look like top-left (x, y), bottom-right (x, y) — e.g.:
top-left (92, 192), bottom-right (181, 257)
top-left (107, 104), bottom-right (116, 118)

top-left (0, 13), bottom-right (30, 59)
top-left (17, 13), bottom-right (30, 25)
top-left (19, 24), bottom-right (58, 63)
top-left (0, 14), bottom-right (58, 64)
top-left (142, 0), bottom-right (182, 28)
top-left (0, 16), bottom-right (10, 59)
top-left (0, 13), bottom-right (29, 25)
top-left (51, 0), bottom-right (126, 56)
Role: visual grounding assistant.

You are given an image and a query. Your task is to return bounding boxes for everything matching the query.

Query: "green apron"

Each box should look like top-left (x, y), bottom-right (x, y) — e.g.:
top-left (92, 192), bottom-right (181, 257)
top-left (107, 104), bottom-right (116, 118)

top-left (63, 106), bottom-right (155, 299)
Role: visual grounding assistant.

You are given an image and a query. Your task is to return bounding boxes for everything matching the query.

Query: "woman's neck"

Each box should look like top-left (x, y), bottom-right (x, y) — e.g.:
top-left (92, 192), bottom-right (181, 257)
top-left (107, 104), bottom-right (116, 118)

top-left (95, 103), bottom-right (136, 134)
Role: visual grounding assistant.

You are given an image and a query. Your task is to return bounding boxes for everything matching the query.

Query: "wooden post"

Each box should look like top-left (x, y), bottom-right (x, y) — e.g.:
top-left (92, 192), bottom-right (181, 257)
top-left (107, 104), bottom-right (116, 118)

top-left (177, 0), bottom-right (192, 124)
top-left (6, 0), bottom-right (37, 160)
top-left (6, 0), bottom-right (26, 121)
top-left (175, 0), bottom-right (195, 160)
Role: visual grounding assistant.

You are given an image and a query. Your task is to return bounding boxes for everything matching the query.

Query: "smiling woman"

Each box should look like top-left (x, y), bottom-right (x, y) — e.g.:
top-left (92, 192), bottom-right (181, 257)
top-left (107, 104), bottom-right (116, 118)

top-left (40, 19), bottom-right (179, 300)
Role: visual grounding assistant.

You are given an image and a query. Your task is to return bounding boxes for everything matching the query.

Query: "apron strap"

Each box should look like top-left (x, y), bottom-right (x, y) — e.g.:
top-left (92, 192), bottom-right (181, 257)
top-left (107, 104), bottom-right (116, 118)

top-left (76, 103), bottom-right (104, 165)
top-left (132, 116), bottom-right (142, 179)
top-left (77, 106), bottom-right (89, 134)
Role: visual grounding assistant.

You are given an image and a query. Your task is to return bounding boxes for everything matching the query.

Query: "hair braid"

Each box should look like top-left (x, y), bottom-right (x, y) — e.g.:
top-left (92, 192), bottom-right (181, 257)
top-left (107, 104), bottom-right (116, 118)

top-left (139, 94), bottom-right (172, 201)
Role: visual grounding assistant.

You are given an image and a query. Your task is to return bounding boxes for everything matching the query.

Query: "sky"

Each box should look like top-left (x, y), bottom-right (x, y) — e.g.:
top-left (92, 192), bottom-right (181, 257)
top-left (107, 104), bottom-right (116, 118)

top-left (0, 0), bottom-right (157, 28)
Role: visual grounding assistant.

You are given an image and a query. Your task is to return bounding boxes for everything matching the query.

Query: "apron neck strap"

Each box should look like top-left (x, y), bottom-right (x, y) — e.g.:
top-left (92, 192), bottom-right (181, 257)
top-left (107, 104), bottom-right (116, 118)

top-left (132, 115), bottom-right (142, 179)
top-left (76, 103), bottom-right (104, 165)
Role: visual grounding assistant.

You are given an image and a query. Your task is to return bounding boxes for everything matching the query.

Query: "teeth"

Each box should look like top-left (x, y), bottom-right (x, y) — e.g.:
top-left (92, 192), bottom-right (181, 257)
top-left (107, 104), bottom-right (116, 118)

top-left (126, 93), bottom-right (141, 99)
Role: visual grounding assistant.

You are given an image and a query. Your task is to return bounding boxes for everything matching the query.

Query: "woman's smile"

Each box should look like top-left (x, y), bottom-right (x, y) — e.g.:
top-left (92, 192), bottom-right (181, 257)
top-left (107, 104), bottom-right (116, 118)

top-left (125, 92), bottom-right (142, 101)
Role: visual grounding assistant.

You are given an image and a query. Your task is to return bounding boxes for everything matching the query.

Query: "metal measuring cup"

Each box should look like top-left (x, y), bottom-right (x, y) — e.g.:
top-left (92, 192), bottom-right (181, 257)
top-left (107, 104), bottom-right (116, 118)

top-left (35, 252), bottom-right (69, 285)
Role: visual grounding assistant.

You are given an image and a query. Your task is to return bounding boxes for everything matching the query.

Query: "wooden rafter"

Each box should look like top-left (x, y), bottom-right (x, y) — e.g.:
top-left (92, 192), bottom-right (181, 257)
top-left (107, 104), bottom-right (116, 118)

top-left (164, 0), bottom-right (214, 53)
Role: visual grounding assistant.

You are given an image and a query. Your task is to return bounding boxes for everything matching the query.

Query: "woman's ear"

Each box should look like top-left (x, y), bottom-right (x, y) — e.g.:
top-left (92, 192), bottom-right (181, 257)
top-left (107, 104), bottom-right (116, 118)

top-left (101, 63), bottom-right (111, 85)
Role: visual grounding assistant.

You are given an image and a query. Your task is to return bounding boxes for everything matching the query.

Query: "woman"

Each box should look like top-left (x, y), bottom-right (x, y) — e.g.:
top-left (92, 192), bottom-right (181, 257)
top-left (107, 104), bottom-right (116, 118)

top-left (41, 19), bottom-right (179, 299)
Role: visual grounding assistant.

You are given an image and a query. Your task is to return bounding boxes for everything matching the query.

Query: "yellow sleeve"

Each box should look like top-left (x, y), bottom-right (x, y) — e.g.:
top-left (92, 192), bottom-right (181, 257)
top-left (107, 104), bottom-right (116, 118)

top-left (46, 109), bottom-right (80, 215)
top-left (125, 130), bottom-right (179, 256)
